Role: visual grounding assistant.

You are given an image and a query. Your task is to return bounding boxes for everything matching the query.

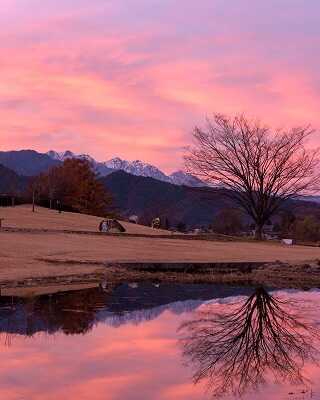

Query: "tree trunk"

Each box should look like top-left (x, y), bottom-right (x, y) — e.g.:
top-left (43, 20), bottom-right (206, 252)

top-left (255, 225), bottom-right (263, 240)
top-left (32, 190), bottom-right (35, 213)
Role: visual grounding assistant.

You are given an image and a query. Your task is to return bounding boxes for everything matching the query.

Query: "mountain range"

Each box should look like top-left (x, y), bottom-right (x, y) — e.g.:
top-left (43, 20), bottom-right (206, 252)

top-left (46, 150), bottom-right (206, 187)
top-left (0, 150), bottom-right (59, 176)
top-left (0, 149), bottom-right (206, 187)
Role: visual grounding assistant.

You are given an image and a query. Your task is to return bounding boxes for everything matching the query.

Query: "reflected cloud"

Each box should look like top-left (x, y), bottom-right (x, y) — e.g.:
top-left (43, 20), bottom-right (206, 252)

top-left (0, 285), bottom-right (320, 399)
top-left (179, 287), bottom-right (320, 397)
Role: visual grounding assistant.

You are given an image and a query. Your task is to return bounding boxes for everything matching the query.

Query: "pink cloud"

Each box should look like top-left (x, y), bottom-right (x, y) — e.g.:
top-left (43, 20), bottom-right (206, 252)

top-left (0, 0), bottom-right (320, 172)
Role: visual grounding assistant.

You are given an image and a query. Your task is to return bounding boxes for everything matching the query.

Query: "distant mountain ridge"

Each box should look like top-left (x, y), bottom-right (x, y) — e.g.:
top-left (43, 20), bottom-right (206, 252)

top-left (104, 156), bottom-right (171, 183)
top-left (0, 150), bottom-right (60, 176)
top-left (47, 150), bottom-right (113, 176)
top-left (47, 150), bottom-right (206, 187)
top-left (0, 149), bottom-right (206, 187)
top-left (300, 195), bottom-right (320, 204)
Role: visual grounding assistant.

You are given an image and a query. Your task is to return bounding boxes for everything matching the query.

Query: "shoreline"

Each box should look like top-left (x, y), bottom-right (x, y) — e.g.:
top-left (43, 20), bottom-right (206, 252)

top-left (1, 260), bottom-right (320, 294)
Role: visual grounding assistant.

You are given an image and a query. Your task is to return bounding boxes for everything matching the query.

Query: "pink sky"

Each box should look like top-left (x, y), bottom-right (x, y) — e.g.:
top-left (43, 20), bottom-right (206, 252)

top-left (0, 0), bottom-right (320, 172)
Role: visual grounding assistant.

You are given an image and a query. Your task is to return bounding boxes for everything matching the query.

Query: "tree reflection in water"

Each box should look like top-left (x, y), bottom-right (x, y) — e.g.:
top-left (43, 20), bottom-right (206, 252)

top-left (0, 287), bottom-right (111, 339)
top-left (179, 287), bottom-right (320, 397)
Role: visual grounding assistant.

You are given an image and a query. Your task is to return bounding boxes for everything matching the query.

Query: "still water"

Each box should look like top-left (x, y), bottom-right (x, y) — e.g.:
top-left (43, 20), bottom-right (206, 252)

top-left (0, 282), bottom-right (319, 400)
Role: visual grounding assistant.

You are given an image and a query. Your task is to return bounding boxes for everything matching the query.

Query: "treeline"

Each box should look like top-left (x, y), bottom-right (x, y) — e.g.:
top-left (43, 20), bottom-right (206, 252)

top-left (277, 213), bottom-right (320, 242)
top-left (29, 158), bottom-right (113, 217)
top-left (210, 208), bottom-right (320, 242)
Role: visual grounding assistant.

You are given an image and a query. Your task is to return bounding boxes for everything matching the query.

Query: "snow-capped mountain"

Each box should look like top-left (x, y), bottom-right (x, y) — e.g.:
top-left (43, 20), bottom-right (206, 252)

top-left (47, 150), bottom-right (96, 163)
top-left (47, 150), bottom-right (74, 161)
top-left (169, 171), bottom-right (206, 187)
top-left (47, 150), bottom-right (112, 176)
top-left (47, 151), bottom-right (206, 187)
top-left (104, 157), bottom-right (171, 183)
top-left (104, 158), bottom-right (207, 186)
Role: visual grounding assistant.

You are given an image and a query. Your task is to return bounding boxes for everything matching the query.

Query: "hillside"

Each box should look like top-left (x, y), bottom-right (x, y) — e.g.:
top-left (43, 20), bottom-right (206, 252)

top-left (0, 204), bottom-right (170, 235)
top-left (101, 170), bottom-right (231, 227)
top-left (0, 164), bottom-right (29, 194)
top-left (0, 150), bottom-right (60, 176)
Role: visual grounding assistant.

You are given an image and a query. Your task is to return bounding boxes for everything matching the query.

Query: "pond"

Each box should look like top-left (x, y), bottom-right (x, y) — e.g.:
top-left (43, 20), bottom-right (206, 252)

top-left (0, 282), bottom-right (319, 399)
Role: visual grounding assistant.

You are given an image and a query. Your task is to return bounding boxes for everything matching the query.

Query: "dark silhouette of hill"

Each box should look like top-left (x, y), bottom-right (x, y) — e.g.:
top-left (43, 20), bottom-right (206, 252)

top-left (101, 170), bottom-right (232, 227)
top-left (0, 150), bottom-right (61, 176)
top-left (0, 163), bottom-right (29, 194)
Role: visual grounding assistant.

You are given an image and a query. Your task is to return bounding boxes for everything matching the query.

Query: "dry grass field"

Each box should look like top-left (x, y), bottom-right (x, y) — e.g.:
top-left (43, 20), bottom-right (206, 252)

top-left (0, 205), bottom-right (319, 285)
top-left (0, 204), bottom-right (170, 235)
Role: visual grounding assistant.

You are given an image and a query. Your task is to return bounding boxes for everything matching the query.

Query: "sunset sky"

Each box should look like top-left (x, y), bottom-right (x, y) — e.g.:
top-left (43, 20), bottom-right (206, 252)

top-left (1, 0), bottom-right (320, 172)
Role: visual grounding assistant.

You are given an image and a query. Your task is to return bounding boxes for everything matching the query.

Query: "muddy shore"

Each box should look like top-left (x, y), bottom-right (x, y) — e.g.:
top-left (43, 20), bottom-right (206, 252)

top-left (1, 260), bottom-right (320, 294)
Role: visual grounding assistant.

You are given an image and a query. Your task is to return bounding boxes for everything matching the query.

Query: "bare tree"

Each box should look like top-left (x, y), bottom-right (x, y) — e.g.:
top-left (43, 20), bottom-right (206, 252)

top-left (185, 114), bottom-right (320, 239)
top-left (29, 176), bottom-right (44, 213)
top-left (179, 287), bottom-right (320, 397)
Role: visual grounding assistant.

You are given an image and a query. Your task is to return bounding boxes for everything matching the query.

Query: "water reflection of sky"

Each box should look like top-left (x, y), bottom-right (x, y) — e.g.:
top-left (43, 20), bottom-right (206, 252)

top-left (0, 288), bottom-right (320, 400)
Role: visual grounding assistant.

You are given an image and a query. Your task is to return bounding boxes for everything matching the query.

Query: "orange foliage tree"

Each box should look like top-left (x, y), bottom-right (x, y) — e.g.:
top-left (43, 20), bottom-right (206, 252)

top-left (30, 158), bottom-right (113, 216)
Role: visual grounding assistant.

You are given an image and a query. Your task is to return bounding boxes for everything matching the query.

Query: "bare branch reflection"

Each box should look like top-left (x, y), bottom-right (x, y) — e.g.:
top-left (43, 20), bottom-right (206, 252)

top-left (179, 287), bottom-right (320, 397)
